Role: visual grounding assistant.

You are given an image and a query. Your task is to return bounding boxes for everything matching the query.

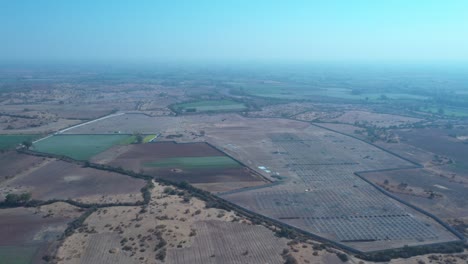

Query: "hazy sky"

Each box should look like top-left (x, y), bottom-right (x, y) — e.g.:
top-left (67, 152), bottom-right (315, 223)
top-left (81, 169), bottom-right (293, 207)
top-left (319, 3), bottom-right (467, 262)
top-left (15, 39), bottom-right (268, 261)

top-left (1, 0), bottom-right (468, 63)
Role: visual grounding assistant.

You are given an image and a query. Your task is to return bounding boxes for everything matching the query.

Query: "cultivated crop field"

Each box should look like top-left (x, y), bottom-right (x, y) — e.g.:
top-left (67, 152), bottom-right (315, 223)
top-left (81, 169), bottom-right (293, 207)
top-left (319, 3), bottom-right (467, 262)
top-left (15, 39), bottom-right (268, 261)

top-left (238, 83), bottom-right (429, 101)
top-left (173, 100), bottom-right (247, 113)
top-left (33, 134), bottom-right (137, 160)
top-left (145, 156), bottom-right (240, 169)
top-left (97, 142), bottom-right (267, 192)
top-left (0, 160), bottom-right (145, 203)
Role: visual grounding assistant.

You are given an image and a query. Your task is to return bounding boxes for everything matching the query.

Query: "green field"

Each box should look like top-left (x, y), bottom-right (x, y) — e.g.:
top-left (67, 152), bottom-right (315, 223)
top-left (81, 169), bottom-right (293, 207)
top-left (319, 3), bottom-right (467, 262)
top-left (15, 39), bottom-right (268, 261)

top-left (33, 134), bottom-right (135, 160)
top-left (239, 84), bottom-right (428, 101)
top-left (0, 135), bottom-right (38, 150)
top-left (0, 246), bottom-right (38, 264)
top-left (143, 134), bottom-right (157, 143)
top-left (144, 156), bottom-right (240, 169)
top-left (174, 100), bottom-right (247, 112)
top-left (420, 106), bottom-right (468, 117)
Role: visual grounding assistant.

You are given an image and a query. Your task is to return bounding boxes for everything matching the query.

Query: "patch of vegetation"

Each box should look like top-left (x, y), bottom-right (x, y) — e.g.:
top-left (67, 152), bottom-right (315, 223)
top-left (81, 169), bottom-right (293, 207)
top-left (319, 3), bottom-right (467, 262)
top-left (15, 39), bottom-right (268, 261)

top-left (143, 134), bottom-right (157, 143)
top-left (63, 207), bottom-right (98, 237)
top-left (33, 134), bottom-right (135, 160)
top-left (173, 99), bottom-right (247, 113)
top-left (144, 156), bottom-right (241, 169)
top-left (419, 106), bottom-right (468, 117)
top-left (3, 192), bottom-right (32, 206)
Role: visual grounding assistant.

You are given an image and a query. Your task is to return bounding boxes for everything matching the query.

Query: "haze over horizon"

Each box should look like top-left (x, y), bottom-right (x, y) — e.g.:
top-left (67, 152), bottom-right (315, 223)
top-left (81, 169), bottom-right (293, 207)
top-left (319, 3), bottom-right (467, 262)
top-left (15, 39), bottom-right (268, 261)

top-left (1, 0), bottom-right (468, 64)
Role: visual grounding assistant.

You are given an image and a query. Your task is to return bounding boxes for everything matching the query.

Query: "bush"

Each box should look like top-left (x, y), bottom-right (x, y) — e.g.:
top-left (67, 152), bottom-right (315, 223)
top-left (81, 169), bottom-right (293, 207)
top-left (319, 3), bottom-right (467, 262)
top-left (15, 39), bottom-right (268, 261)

top-left (337, 253), bottom-right (348, 262)
top-left (4, 192), bottom-right (32, 205)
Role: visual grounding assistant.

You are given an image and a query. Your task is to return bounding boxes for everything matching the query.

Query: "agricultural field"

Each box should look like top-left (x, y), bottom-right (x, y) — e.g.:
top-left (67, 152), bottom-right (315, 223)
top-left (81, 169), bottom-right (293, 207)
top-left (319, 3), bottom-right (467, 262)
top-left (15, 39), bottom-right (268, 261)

top-left (361, 168), bottom-right (468, 219)
top-left (245, 102), bottom-right (317, 118)
top-left (172, 100), bottom-right (247, 113)
top-left (419, 106), bottom-right (468, 117)
top-left (0, 134), bottom-right (38, 150)
top-left (95, 142), bottom-right (268, 192)
top-left (393, 128), bottom-right (468, 169)
top-left (0, 203), bottom-right (81, 264)
top-left (236, 83), bottom-right (429, 101)
top-left (32, 134), bottom-right (138, 160)
top-left (0, 160), bottom-right (145, 204)
top-left (144, 156), bottom-right (240, 169)
top-left (0, 151), bottom-right (46, 182)
top-left (324, 110), bottom-right (422, 128)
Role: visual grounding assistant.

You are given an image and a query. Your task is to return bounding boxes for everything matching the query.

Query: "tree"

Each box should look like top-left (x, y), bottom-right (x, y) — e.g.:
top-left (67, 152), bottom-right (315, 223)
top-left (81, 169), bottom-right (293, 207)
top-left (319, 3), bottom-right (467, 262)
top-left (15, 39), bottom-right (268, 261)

top-left (22, 140), bottom-right (32, 149)
top-left (136, 134), bottom-right (144, 144)
top-left (133, 132), bottom-right (144, 144)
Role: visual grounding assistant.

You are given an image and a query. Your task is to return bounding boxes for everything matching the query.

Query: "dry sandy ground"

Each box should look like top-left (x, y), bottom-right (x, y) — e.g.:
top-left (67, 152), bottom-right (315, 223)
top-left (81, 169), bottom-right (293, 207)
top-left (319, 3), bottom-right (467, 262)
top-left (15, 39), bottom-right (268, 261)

top-left (56, 182), bottom-right (243, 264)
top-left (55, 181), bottom-right (350, 264)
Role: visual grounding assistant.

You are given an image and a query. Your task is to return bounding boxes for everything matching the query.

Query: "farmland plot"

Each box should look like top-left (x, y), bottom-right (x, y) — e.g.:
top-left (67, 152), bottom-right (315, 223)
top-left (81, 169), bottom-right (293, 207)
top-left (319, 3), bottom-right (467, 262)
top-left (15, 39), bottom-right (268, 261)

top-left (0, 151), bottom-right (46, 183)
top-left (324, 110), bottom-right (421, 127)
top-left (0, 160), bottom-right (145, 203)
top-left (33, 134), bottom-right (136, 160)
top-left (99, 142), bottom-right (267, 192)
top-left (173, 100), bottom-right (247, 113)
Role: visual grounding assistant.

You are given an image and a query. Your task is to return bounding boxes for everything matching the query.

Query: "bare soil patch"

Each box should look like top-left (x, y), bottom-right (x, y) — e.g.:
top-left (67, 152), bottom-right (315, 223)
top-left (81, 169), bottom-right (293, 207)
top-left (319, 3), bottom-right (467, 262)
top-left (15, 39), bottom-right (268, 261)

top-left (0, 202), bottom-right (81, 263)
top-left (0, 160), bottom-right (145, 203)
top-left (361, 168), bottom-right (468, 219)
top-left (0, 151), bottom-right (47, 183)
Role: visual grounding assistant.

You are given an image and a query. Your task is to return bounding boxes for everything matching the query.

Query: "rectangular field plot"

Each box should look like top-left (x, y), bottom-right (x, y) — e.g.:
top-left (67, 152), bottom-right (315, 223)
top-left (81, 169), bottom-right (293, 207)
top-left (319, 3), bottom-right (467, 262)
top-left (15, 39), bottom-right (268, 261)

top-left (144, 156), bottom-right (241, 169)
top-left (33, 134), bottom-right (136, 160)
top-left (1, 160), bottom-right (145, 203)
top-left (98, 142), bottom-right (268, 192)
top-left (173, 100), bottom-right (247, 113)
top-left (0, 134), bottom-right (38, 150)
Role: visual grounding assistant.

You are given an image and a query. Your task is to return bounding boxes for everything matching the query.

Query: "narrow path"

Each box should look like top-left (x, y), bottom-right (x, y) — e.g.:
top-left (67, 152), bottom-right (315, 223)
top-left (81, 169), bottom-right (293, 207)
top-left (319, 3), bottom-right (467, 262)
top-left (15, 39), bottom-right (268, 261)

top-left (33, 112), bottom-right (125, 143)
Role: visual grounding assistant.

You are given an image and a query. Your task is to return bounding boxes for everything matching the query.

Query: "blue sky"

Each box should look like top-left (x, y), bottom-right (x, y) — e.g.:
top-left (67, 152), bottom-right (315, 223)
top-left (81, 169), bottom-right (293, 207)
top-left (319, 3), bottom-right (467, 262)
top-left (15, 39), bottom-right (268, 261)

top-left (1, 0), bottom-right (468, 63)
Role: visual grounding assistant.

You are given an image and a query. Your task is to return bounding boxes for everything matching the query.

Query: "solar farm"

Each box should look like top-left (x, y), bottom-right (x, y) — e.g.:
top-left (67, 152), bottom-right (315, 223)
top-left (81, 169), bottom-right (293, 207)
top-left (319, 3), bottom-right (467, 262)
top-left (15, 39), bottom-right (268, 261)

top-left (214, 129), bottom-right (460, 252)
